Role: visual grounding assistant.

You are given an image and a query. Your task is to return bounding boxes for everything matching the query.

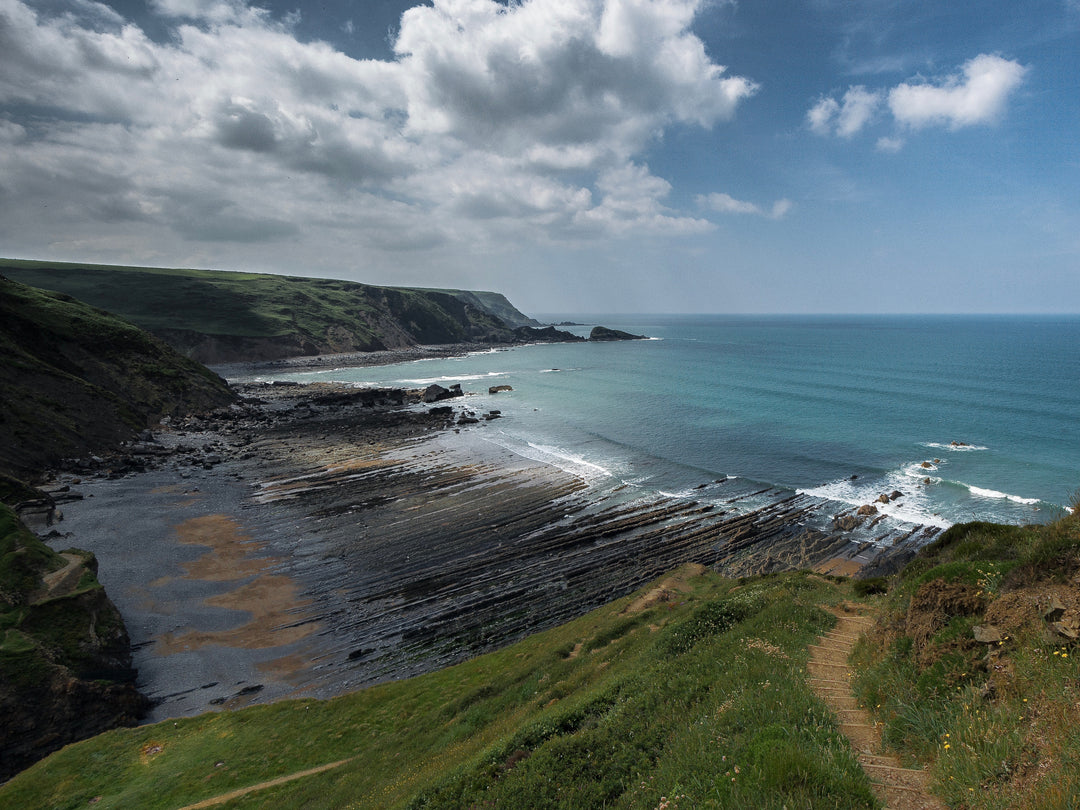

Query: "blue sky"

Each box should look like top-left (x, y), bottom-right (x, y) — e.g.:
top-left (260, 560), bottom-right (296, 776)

top-left (1, 0), bottom-right (1077, 314)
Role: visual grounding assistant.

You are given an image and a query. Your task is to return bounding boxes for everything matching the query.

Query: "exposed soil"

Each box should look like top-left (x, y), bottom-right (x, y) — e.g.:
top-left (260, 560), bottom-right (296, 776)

top-left (621, 563), bottom-right (706, 615)
top-left (174, 758), bottom-right (355, 810)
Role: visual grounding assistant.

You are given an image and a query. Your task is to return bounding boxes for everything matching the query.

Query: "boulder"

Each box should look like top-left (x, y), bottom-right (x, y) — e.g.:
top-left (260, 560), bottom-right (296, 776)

top-left (1043, 598), bottom-right (1067, 623)
top-left (889, 490), bottom-right (904, 501)
top-left (489, 385), bottom-right (513, 394)
top-left (973, 624), bottom-right (1003, 643)
top-left (833, 515), bottom-right (860, 531)
top-left (423, 384), bottom-right (452, 403)
top-left (876, 494), bottom-right (891, 504)
top-left (857, 504), bottom-right (878, 516)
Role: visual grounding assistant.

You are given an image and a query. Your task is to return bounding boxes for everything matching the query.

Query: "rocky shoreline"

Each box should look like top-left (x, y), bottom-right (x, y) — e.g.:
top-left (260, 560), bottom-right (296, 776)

top-left (36, 377), bottom-right (941, 725)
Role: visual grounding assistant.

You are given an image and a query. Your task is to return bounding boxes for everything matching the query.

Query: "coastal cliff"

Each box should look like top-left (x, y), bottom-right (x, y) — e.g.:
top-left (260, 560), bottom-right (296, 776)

top-left (0, 275), bottom-right (236, 478)
top-left (0, 260), bottom-right (536, 364)
top-left (0, 276), bottom-right (237, 779)
top-left (0, 504), bottom-right (148, 782)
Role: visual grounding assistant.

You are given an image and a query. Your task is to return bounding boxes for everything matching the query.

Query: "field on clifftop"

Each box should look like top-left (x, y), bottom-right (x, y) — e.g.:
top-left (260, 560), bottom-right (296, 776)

top-left (0, 259), bottom-right (532, 363)
top-left (4, 510), bottom-right (1079, 809)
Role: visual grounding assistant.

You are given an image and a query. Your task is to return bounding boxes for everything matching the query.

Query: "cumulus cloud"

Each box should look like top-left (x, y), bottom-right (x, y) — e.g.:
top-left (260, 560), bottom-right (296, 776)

top-left (808, 54), bottom-right (1026, 144)
top-left (888, 54), bottom-right (1027, 130)
top-left (0, 0), bottom-right (756, 264)
top-left (807, 86), bottom-right (881, 137)
top-left (697, 192), bottom-right (792, 220)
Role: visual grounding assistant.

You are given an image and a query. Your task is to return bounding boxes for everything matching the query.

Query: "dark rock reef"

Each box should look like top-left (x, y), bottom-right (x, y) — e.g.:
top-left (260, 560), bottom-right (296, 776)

top-left (589, 325), bottom-right (648, 341)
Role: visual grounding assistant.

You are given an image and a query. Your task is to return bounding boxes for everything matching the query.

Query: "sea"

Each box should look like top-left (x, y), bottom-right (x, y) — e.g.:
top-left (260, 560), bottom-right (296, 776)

top-left (248, 315), bottom-right (1080, 532)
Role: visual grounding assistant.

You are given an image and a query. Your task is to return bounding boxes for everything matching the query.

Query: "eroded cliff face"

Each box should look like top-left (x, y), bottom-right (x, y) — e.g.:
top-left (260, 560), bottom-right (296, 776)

top-left (0, 506), bottom-right (148, 782)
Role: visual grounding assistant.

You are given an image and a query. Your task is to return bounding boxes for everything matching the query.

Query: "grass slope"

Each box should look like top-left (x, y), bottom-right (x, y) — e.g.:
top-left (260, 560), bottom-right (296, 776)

top-left (0, 259), bottom-right (528, 361)
top-left (851, 509), bottom-right (1080, 808)
top-left (0, 567), bottom-right (877, 809)
top-left (0, 276), bottom-right (235, 477)
top-left (6, 511), bottom-right (1077, 807)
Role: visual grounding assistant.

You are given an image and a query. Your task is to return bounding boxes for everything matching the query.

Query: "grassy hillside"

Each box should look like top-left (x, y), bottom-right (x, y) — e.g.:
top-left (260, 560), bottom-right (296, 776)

top-left (4, 510), bottom-right (1079, 806)
top-left (0, 276), bottom-right (235, 477)
top-left (0, 260), bottom-right (533, 362)
top-left (1, 566), bottom-right (877, 808)
top-left (851, 510), bottom-right (1080, 807)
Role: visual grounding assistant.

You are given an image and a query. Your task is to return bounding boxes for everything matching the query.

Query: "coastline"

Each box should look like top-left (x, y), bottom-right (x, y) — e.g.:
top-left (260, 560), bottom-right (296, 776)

top-left (42, 377), bottom-right (937, 722)
top-left (209, 343), bottom-right (496, 378)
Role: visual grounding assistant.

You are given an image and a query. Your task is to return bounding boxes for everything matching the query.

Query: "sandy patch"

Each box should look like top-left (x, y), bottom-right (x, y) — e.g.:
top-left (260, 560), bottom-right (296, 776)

top-left (152, 514), bottom-right (268, 585)
top-left (257, 652), bottom-right (315, 683)
top-left (156, 574), bottom-right (315, 653)
top-left (152, 514), bottom-right (318, 654)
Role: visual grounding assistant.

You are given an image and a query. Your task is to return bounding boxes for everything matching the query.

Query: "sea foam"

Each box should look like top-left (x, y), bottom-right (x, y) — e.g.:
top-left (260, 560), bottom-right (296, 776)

top-left (921, 442), bottom-right (989, 452)
top-left (799, 473), bottom-right (953, 529)
top-left (966, 485), bottom-right (1041, 505)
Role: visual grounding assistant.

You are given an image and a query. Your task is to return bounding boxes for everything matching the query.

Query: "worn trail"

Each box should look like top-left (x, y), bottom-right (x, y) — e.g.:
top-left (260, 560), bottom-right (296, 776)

top-left (808, 604), bottom-right (946, 810)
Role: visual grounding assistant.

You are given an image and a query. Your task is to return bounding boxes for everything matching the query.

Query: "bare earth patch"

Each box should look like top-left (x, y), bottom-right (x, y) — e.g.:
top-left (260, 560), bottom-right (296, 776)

top-left (813, 557), bottom-right (864, 577)
top-left (621, 563), bottom-right (705, 615)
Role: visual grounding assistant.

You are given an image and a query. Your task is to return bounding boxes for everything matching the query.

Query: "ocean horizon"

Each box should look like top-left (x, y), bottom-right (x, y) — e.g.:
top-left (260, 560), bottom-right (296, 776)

top-left (242, 313), bottom-right (1080, 535)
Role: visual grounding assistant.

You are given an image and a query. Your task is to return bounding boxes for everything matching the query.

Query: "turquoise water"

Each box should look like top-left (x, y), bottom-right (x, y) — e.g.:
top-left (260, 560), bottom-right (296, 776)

top-left (252, 315), bottom-right (1080, 529)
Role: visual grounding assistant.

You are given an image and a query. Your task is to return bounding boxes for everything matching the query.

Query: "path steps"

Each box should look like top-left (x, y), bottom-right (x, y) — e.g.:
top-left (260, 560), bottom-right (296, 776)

top-left (808, 605), bottom-right (947, 810)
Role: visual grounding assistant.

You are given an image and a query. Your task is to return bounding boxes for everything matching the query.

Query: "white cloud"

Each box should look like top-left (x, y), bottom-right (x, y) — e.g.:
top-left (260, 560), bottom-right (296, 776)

top-left (698, 192), bottom-right (792, 220)
top-left (808, 54), bottom-right (1026, 141)
top-left (150, 0), bottom-right (261, 24)
top-left (577, 163), bottom-right (714, 236)
top-left (807, 86), bottom-right (882, 137)
top-left (0, 0), bottom-right (753, 265)
top-left (888, 54), bottom-right (1027, 130)
top-left (807, 97), bottom-right (840, 136)
top-left (876, 135), bottom-right (904, 153)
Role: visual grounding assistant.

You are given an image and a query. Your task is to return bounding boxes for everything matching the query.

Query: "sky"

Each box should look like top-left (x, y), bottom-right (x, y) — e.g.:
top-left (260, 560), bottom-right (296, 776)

top-left (1, 0), bottom-right (1078, 314)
